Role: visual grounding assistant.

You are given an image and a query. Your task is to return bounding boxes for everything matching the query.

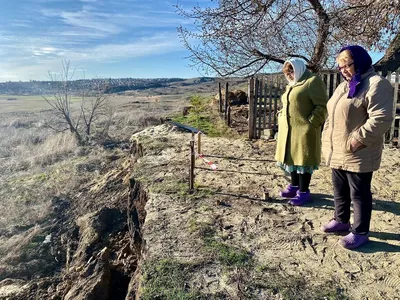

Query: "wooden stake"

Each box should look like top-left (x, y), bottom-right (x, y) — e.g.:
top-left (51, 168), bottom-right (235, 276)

top-left (227, 106), bottom-right (231, 127)
top-left (197, 132), bottom-right (201, 154)
top-left (189, 139), bottom-right (195, 191)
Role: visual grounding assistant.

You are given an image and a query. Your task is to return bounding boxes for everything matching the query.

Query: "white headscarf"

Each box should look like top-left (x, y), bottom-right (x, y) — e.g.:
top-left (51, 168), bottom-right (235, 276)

top-left (284, 58), bottom-right (306, 86)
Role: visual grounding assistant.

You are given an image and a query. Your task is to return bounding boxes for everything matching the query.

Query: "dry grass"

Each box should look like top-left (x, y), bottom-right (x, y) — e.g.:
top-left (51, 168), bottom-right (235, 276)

top-left (0, 88), bottom-right (212, 282)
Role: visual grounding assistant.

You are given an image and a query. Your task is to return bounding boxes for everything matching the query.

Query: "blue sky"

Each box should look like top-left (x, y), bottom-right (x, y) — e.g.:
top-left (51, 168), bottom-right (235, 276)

top-left (0, 0), bottom-right (385, 82)
top-left (0, 0), bottom-right (214, 82)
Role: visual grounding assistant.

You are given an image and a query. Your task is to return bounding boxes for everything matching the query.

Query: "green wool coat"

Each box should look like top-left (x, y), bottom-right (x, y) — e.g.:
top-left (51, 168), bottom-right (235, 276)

top-left (275, 70), bottom-right (328, 166)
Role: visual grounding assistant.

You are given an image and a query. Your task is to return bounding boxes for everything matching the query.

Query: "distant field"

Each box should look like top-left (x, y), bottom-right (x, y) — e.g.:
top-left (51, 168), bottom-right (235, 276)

top-left (0, 94), bottom-right (83, 112)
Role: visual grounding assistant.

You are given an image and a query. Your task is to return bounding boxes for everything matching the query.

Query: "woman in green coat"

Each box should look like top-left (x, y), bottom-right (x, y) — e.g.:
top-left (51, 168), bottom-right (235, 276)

top-left (275, 58), bottom-right (328, 205)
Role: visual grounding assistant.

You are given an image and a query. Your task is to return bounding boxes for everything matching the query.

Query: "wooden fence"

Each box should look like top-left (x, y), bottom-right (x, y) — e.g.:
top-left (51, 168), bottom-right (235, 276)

top-left (248, 69), bottom-right (400, 144)
top-left (217, 82), bottom-right (232, 126)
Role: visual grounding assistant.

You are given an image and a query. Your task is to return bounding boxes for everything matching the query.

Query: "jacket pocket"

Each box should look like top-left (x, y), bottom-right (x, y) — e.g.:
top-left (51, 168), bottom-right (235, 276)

top-left (346, 133), bottom-right (367, 154)
top-left (345, 134), bottom-right (353, 153)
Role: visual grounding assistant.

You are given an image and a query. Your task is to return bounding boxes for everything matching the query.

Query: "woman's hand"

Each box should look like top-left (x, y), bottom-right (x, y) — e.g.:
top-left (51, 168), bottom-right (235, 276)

top-left (350, 137), bottom-right (365, 152)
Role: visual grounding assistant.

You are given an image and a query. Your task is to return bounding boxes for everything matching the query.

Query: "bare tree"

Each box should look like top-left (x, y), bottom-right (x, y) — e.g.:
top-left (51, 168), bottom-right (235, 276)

top-left (43, 60), bottom-right (112, 145)
top-left (177, 0), bottom-right (400, 76)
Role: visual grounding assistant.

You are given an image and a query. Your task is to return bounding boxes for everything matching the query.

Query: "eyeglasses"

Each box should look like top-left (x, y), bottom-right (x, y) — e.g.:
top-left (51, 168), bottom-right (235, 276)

top-left (337, 62), bottom-right (354, 71)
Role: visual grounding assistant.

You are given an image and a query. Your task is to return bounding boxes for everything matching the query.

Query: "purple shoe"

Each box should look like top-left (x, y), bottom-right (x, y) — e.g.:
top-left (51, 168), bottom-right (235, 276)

top-left (321, 219), bottom-right (351, 233)
top-left (280, 185), bottom-right (299, 198)
top-left (288, 190), bottom-right (310, 206)
top-left (339, 232), bottom-right (369, 249)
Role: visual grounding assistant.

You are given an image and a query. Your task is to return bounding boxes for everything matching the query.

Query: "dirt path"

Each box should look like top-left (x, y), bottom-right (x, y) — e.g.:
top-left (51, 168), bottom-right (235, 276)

top-left (135, 125), bottom-right (400, 299)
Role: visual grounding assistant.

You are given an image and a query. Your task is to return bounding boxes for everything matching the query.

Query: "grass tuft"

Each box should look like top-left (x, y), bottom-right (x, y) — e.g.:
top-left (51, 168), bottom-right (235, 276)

top-left (141, 259), bottom-right (201, 300)
top-left (172, 95), bottom-right (235, 137)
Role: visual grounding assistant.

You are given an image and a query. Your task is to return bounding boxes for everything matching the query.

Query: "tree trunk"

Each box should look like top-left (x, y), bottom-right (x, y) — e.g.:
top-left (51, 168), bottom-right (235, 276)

top-left (374, 32), bottom-right (400, 76)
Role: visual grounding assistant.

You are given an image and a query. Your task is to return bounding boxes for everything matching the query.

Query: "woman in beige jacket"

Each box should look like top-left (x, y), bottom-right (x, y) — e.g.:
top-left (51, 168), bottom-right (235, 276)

top-left (321, 45), bottom-right (394, 249)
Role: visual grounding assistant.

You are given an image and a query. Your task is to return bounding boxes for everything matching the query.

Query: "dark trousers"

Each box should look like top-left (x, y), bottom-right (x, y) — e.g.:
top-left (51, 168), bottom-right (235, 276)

top-left (332, 168), bottom-right (373, 235)
top-left (290, 172), bottom-right (311, 192)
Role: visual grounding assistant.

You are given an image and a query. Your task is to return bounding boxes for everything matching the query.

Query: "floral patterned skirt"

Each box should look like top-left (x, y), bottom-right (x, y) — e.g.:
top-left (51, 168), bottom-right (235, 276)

top-left (277, 162), bottom-right (318, 174)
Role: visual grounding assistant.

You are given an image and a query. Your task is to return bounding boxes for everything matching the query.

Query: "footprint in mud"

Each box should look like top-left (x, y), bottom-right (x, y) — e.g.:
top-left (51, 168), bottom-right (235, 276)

top-left (349, 284), bottom-right (382, 300)
top-left (266, 232), bottom-right (303, 250)
top-left (382, 275), bottom-right (400, 290)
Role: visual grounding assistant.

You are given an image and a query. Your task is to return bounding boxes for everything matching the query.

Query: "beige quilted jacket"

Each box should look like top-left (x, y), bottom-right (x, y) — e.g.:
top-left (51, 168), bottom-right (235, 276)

top-left (321, 68), bottom-right (394, 173)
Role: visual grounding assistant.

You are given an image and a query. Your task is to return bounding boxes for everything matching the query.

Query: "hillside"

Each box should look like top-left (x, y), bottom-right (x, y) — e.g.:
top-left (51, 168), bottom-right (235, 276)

top-left (0, 78), bottom-right (217, 96)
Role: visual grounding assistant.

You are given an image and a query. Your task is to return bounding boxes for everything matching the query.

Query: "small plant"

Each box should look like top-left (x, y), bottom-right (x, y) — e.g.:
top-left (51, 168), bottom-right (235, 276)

top-left (206, 240), bottom-right (251, 267)
top-left (140, 259), bottom-right (201, 300)
top-left (172, 95), bottom-right (233, 137)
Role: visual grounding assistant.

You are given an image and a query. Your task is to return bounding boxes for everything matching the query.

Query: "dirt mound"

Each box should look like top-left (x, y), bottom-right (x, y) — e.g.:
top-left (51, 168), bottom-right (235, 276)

top-left (214, 89), bottom-right (248, 106)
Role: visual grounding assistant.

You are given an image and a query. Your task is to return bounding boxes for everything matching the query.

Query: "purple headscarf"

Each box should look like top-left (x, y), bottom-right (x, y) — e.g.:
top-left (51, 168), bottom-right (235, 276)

top-left (339, 45), bottom-right (373, 98)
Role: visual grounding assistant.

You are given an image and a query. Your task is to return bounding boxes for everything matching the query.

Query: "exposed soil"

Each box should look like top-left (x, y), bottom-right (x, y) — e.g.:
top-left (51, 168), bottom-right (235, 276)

top-left (133, 124), bottom-right (400, 299)
top-left (1, 83), bottom-right (399, 299)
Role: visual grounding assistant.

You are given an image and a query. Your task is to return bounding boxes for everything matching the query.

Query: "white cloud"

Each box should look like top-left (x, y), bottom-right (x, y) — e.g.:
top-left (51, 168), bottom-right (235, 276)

top-left (0, 0), bottom-right (200, 81)
top-left (0, 33), bottom-right (185, 81)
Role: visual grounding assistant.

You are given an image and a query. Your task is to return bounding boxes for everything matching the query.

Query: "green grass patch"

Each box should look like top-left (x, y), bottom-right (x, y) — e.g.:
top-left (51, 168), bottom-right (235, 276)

top-left (172, 95), bottom-right (232, 137)
top-left (141, 259), bottom-right (202, 300)
top-left (251, 264), bottom-right (349, 300)
top-left (149, 179), bottom-right (188, 195)
top-left (206, 240), bottom-right (251, 267)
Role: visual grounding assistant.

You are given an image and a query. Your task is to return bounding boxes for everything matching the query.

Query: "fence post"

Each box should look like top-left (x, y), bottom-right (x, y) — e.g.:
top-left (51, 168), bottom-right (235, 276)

top-left (224, 82), bottom-right (229, 119)
top-left (218, 82), bottom-right (223, 113)
top-left (332, 72), bottom-right (338, 95)
top-left (258, 77), bottom-right (263, 138)
top-left (227, 106), bottom-right (231, 127)
top-left (263, 77), bottom-right (267, 129)
top-left (389, 70), bottom-right (399, 143)
top-left (273, 77), bottom-right (279, 134)
top-left (254, 78), bottom-right (259, 138)
top-left (248, 77), bottom-right (255, 139)
top-left (268, 77), bottom-right (273, 129)
top-left (189, 134), bottom-right (195, 191)
top-left (326, 72), bottom-right (332, 98)
top-left (197, 132), bottom-right (201, 154)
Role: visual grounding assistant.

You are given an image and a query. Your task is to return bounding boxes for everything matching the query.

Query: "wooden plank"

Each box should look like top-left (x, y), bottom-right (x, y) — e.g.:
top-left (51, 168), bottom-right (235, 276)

top-left (332, 72), bottom-right (338, 95)
top-left (248, 77), bottom-right (255, 139)
top-left (326, 72), bottom-right (331, 98)
top-left (224, 82), bottom-right (229, 119)
top-left (263, 77), bottom-right (267, 129)
top-left (273, 76), bottom-right (278, 133)
top-left (268, 77), bottom-right (273, 129)
top-left (258, 77), bottom-right (263, 137)
top-left (255, 78), bottom-right (260, 138)
top-left (227, 106), bottom-right (231, 127)
top-left (389, 70), bottom-right (399, 141)
top-left (166, 121), bottom-right (201, 133)
top-left (218, 82), bottom-right (223, 113)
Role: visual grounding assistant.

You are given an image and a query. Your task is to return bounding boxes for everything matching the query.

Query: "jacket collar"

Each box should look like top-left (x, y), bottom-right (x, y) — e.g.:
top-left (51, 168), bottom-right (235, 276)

top-left (360, 67), bottom-right (376, 80)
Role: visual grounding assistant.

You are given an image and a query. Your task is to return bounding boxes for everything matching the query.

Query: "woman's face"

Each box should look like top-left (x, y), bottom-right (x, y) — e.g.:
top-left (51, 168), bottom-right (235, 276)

top-left (284, 68), bottom-right (294, 81)
top-left (338, 59), bottom-right (356, 80)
